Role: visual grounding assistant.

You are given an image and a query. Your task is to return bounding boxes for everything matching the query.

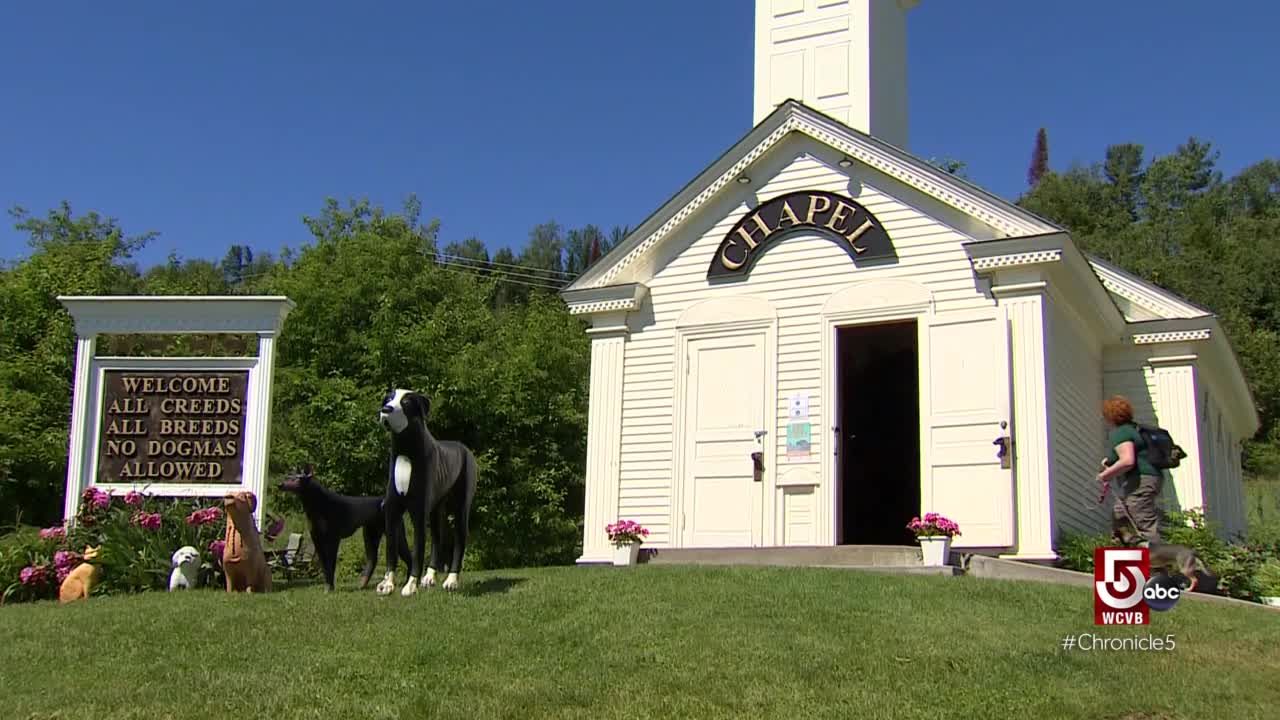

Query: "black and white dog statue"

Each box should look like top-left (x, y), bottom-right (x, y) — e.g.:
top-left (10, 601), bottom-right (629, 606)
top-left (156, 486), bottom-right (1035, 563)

top-left (278, 464), bottom-right (412, 592)
top-left (376, 388), bottom-right (478, 596)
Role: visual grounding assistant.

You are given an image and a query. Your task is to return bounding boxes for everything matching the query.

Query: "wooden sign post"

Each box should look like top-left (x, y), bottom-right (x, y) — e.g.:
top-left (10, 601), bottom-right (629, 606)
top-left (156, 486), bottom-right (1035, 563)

top-left (58, 296), bottom-right (294, 530)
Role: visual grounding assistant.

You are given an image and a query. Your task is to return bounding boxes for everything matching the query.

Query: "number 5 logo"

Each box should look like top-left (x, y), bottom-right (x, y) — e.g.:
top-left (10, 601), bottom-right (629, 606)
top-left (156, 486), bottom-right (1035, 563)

top-left (1095, 548), bottom-right (1147, 608)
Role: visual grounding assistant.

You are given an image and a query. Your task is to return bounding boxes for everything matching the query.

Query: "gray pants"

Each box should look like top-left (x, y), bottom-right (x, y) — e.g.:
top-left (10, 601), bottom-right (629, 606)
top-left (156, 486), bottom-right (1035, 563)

top-left (1113, 474), bottom-right (1163, 545)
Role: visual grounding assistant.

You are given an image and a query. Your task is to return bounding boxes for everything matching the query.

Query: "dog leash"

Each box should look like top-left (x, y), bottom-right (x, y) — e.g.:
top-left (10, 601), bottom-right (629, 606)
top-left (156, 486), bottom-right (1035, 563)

top-left (1097, 476), bottom-right (1145, 542)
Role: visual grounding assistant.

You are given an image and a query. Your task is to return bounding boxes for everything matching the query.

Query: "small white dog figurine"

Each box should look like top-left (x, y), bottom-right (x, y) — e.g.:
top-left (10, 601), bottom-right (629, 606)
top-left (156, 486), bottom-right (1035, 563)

top-left (169, 546), bottom-right (201, 591)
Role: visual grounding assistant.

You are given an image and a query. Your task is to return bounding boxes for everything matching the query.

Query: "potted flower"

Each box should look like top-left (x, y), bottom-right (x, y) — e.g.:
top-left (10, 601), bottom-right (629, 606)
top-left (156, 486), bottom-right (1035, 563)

top-left (605, 519), bottom-right (649, 567)
top-left (1257, 559), bottom-right (1280, 607)
top-left (907, 512), bottom-right (961, 566)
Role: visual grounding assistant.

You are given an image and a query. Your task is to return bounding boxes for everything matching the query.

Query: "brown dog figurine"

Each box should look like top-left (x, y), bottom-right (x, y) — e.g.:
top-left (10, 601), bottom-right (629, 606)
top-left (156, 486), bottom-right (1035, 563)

top-left (59, 546), bottom-right (102, 604)
top-left (222, 491), bottom-right (271, 593)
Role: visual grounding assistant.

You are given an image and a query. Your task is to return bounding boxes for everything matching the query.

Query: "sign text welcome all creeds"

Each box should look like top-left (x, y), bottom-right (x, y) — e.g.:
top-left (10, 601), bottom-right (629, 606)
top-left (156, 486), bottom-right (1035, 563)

top-left (96, 370), bottom-right (249, 484)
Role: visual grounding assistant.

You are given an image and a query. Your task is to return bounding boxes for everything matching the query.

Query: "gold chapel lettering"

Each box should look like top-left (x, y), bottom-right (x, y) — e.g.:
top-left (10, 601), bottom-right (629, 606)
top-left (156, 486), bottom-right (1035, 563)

top-left (719, 239), bottom-right (747, 271)
top-left (776, 200), bottom-right (802, 229)
top-left (805, 195), bottom-right (831, 224)
top-left (825, 201), bottom-right (856, 233)
top-left (734, 212), bottom-right (772, 250)
top-left (96, 371), bottom-right (248, 485)
top-left (845, 219), bottom-right (873, 254)
top-left (709, 191), bottom-right (891, 277)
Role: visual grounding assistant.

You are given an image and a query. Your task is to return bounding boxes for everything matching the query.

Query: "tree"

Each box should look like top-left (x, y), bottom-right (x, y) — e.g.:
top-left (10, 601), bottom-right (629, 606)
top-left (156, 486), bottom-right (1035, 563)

top-left (588, 234), bottom-right (602, 266)
top-left (441, 237), bottom-right (490, 272)
top-left (566, 225), bottom-right (606, 277)
top-left (1027, 127), bottom-right (1049, 188)
top-left (927, 157), bottom-right (968, 178)
top-left (1018, 138), bottom-right (1280, 475)
top-left (220, 245), bottom-right (254, 286)
top-left (0, 203), bottom-right (152, 524)
top-left (521, 220), bottom-right (564, 276)
top-left (260, 199), bottom-right (590, 568)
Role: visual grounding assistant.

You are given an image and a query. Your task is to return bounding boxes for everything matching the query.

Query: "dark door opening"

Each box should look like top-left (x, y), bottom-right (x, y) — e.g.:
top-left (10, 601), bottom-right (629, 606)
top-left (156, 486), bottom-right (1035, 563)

top-left (836, 320), bottom-right (921, 545)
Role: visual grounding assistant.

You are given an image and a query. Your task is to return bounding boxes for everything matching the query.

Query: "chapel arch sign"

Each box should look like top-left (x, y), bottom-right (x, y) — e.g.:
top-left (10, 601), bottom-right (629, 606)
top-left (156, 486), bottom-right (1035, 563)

top-left (58, 296), bottom-right (294, 530)
top-left (708, 191), bottom-right (897, 279)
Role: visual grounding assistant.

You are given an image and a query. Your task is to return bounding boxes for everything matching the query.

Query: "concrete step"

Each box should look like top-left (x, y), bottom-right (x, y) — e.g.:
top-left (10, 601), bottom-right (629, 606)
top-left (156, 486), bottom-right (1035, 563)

top-left (641, 544), bottom-right (930, 568)
top-left (811, 564), bottom-right (961, 576)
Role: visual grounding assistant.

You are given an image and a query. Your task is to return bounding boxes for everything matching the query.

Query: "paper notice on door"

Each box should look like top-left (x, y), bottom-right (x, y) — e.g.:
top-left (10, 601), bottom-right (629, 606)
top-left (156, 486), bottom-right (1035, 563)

top-left (789, 393), bottom-right (809, 421)
top-left (787, 421), bottom-right (810, 459)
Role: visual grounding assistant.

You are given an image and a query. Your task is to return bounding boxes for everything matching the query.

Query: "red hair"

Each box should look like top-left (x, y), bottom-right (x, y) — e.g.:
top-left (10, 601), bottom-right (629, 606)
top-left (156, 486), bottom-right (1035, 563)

top-left (1102, 395), bottom-right (1134, 426)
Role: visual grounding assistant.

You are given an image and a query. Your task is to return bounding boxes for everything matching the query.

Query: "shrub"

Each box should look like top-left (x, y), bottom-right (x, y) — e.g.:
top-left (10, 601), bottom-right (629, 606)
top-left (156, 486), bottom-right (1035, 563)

top-left (1161, 507), bottom-right (1270, 600)
top-left (1, 488), bottom-right (229, 604)
top-left (1054, 508), bottom-right (1280, 602)
top-left (1256, 559), bottom-right (1280, 597)
top-left (1055, 531), bottom-right (1113, 573)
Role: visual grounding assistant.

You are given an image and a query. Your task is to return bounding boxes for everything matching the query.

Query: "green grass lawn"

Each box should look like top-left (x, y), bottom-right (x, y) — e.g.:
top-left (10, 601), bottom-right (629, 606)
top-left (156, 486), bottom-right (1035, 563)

top-left (2, 565), bottom-right (1278, 720)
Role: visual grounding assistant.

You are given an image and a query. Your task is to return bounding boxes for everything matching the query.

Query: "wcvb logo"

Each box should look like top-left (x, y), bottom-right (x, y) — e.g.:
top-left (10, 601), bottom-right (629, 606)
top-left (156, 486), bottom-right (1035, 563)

top-left (1093, 547), bottom-right (1183, 624)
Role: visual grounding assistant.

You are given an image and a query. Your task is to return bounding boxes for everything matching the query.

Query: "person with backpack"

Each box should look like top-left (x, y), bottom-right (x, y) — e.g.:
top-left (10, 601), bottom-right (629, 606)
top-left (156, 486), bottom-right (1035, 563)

top-left (1096, 395), bottom-right (1172, 546)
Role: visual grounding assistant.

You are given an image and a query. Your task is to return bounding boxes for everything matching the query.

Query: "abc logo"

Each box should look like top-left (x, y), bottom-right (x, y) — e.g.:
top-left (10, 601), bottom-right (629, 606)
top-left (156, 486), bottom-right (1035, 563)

top-left (1143, 574), bottom-right (1184, 612)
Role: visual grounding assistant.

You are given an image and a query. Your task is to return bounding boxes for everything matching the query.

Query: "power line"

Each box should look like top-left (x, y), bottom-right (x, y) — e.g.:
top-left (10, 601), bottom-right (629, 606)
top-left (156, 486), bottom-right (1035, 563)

top-left (428, 250), bottom-right (577, 279)
top-left (211, 257), bottom-right (570, 291)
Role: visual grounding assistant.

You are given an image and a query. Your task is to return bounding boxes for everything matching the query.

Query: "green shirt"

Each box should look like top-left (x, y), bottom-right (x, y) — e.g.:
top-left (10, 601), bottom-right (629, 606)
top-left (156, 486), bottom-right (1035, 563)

top-left (1106, 423), bottom-right (1159, 481)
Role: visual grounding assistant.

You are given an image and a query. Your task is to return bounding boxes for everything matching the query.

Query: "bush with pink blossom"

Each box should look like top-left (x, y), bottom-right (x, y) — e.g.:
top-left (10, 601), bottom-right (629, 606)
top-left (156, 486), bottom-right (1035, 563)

top-left (1, 487), bottom-right (231, 604)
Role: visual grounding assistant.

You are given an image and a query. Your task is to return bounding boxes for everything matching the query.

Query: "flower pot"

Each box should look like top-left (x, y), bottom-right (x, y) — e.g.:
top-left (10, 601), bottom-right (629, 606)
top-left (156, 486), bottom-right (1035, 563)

top-left (1260, 596), bottom-right (1280, 608)
top-left (613, 542), bottom-right (641, 567)
top-left (918, 535), bottom-right (951, 566)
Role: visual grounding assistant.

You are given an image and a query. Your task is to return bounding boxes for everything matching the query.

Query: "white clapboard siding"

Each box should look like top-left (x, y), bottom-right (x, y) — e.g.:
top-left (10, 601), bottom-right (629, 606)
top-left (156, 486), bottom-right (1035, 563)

top-left (1047, 298), bottom-right (1109, 539)
top-left (1102, 365), bottom-right (1160, 424)
top-left (615, 151), bottom-right (995, 546)
top-left (1200, 392), bottom-right (1245, 537)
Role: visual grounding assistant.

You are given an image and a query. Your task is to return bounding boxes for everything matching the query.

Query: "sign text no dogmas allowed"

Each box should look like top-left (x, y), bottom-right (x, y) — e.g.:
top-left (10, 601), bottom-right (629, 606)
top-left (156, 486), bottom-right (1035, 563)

top-left (95, 371), bottom-right (249, 484)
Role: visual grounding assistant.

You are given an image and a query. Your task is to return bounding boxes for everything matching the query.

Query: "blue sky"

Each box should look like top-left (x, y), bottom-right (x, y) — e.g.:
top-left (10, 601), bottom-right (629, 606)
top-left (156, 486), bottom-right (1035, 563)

top-left (2, 1), bottom-right (1277, 270)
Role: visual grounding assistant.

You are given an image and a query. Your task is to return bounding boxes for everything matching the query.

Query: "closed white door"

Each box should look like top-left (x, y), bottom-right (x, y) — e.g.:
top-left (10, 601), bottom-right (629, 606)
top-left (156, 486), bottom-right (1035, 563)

top-left (926, 315), bottom-right (1014, 547)
top-left (682, 332), bottom-right (767, 548)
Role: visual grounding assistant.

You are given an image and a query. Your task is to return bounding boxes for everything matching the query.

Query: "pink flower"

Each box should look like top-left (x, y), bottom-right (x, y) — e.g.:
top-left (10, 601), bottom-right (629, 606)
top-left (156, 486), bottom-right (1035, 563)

top-left (82, 487), bottom-right (111, 510)
top-left (606, 519), bottom-right (649, 545)
top-left (19, 565), bottom-right (50, 586)
top-left (39, 526), bottom-right (66, 541)
top-left (907, 512), bottom-right (961, 538)
top-left (132, 511), bottom-right (163, 531)
top-left (123, 490), bottom-right (144, 507)
top-left (209, 539), bottom-right (226, 558)
top-left (54, 550), bottom-right (81, 569)
top-left (187, 506), bottom-right (223, 526)
top-left (56, 566), bottom-right (72, 584)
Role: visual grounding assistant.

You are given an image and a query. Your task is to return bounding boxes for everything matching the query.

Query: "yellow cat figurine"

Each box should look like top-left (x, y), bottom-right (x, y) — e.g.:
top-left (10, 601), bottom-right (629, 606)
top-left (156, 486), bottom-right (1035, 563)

top-left (59, 546), bottom-right (102, 604)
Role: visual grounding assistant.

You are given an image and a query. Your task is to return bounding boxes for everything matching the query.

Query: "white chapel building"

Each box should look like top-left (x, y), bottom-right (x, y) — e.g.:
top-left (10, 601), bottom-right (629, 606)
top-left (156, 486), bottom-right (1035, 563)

top-left (561, 0), bottom-right (1258, 564)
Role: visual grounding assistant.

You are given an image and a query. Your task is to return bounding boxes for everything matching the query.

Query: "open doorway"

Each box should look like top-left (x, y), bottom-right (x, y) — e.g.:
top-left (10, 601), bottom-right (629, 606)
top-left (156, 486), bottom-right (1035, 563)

top-left (835, 320), bottom-right (921, 545)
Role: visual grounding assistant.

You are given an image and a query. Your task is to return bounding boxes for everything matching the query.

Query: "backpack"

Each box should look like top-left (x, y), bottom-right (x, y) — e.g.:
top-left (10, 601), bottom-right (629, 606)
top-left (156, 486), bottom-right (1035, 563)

top-left (1135, 423), bottom-right (1187, 470)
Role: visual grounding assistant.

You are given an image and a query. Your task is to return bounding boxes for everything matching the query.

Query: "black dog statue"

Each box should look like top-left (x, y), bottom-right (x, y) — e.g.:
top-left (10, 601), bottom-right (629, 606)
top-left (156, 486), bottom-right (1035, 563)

top-left (278, 464), bottom-right (412, 592)
top-left (375, 388), bottom-right (478, 596)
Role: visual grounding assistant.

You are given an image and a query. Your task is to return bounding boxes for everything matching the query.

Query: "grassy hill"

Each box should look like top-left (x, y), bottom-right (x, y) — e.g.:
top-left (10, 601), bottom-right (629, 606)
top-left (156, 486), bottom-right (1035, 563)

top-left (2, 564), bottom-right (1278, 719)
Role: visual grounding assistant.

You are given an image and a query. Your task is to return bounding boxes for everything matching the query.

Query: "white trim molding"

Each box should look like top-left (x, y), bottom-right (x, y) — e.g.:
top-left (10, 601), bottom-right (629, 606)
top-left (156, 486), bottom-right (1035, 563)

top-left (57, 295), bottom-right (295, 336)
top-left (566, 100), bottom-right (1061, 293)
top-left (576, 331), bottom-right (629, 564)
top-left (1133, 329), bottom-right (1212, 345)
top-left (562, 283), bottom-right (649, 317)
top-left (1088, 257), bottom-right (1210, 320)
top-left (971, 250), bottom-right (1062, 272)
top-left (57, 296), bottom-right (294, 530)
